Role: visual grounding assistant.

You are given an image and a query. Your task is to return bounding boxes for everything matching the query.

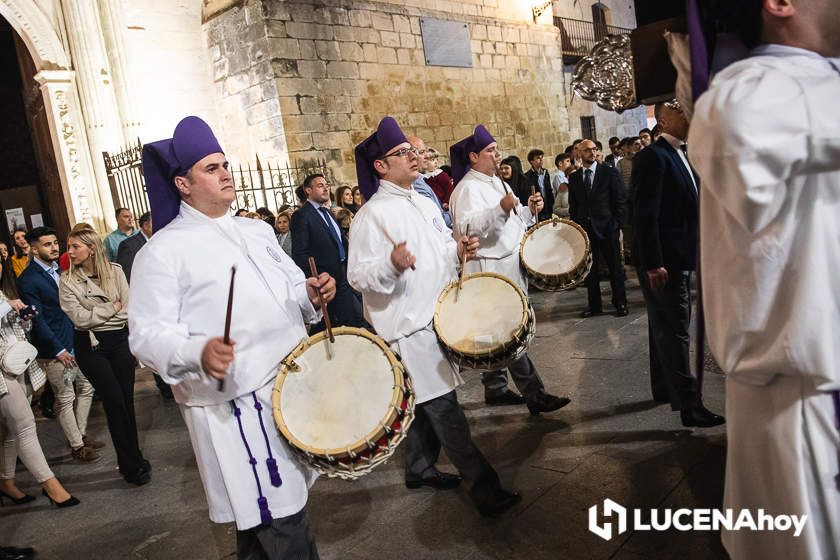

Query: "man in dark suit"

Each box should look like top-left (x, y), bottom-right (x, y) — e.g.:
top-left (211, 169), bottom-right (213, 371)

top-left (291, 173), bottom-right (365, 331)
top-left (116, 211), bottom-right (152, 283)
top-left (568, 139), bottom-right (628, 317)
top-left (116, 212), bottom-right (173, 399)
top-left (18, 227), bottom-right (100, 461)
top-left (604, 136), bottom-right (622, 167)
top-left (632, 100), bottom-right (724, 428)
top-left (523, 149), bottom-right (555, 221)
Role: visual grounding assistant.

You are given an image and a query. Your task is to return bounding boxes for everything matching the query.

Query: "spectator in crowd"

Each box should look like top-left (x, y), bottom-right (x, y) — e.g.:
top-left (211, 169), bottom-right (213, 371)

top-left (618, 137), bottom-right (641, 263)
top-left (407, 136), bottom-right (452, 228)
top-left (294, 185), bottom-right (307, 205)
top-left (334, 185), bottom-right (358, 213)
top-left (351, 186), bottom-right (364, 209)
top-left (651, 124), bottom-right (662, 142)
top-left (524, 149), bottom-right (555, 221)
top-left (639, 128), bottom-right (653, 148)
top-left (245, 212), bottom-right (261, 220)
top-left (59, 226), bottom-right (150, 486)
top-left (423, 147), bottom-right (455, 209)
top-left (103, 208), bottom-right (137, 262)
top-left (0, 262), bottom-right (80, 509)
top-left (568, 139), bottom-right (628, 318)
top-left (500, 156), bottom-right (529, 205)
top-left (275, 212), bottom-right (292, 256)
top-left (571, 138), bottom-right (585, 166)
top-left (633, 100), bottom-right (723, 429)
top-left (552, 153), bottom-right (572, 217)
top-left (234, 209), bottom-right (249, 217)
top-left (10, 229), bottom-right (29, 277)
top-left (594, 141), bottom-right (606, 164)
top-left (255, 207), bottom-right (275, 230)
top-left (17, 227), bottom-right (100, 462)
top-left (0, 243), bottom-right (8, 261)
top-left (604, 136), bottom-right (622, 167)
top-left (291, 173), bottom-right (366, 332)
top-left (332, 208), bottom-right (354, 240)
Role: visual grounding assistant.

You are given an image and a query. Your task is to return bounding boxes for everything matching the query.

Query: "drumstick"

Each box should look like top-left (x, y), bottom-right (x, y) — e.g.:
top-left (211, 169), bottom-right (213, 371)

top-left (308, 257), bottom-right (335, 343)
top-left (457, 225), bottom-right (470, 298)
top-left (382, 229), bottom-right (416, 271)
top-left (502, 181), bottom-right (518, 216)
top-left (218, 266), bottom-right (236, 392)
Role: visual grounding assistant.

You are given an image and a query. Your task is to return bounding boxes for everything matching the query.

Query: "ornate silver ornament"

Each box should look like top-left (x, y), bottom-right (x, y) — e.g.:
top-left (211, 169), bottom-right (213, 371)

top-left (571, 34), bottom-right (638, 113)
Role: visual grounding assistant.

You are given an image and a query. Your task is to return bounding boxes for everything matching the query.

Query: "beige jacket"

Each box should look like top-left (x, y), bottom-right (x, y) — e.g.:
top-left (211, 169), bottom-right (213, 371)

top-left (59, 264), bottom-right (129, 331)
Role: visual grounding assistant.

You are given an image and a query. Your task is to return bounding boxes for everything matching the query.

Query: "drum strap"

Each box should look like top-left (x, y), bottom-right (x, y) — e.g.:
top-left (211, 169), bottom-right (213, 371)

top-left (231, 392), bottom-right (284, 526)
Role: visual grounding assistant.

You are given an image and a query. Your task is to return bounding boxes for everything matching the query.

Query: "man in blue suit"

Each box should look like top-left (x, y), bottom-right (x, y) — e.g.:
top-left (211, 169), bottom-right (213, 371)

top-left (291, 173), bottom-right (365, 332)
top-left (18, 227), bottom-right (101, 461)
top-left (632, 100), bottom-right (724, 428)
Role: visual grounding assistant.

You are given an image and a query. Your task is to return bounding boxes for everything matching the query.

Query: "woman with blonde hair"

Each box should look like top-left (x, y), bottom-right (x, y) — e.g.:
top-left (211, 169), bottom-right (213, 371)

top-left (59, 226), bottom-right (150, 486)
top-left (0, 255), bottom-right (79, 508)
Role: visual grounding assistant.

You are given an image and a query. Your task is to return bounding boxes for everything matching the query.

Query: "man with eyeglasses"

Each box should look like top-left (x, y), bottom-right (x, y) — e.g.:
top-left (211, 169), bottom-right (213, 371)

top-left (448, 125), bottom-right (571, 416)
top-left (291, 173), bottom-right (366, 332)
top-left (348, 117), bottom-right (521, 517)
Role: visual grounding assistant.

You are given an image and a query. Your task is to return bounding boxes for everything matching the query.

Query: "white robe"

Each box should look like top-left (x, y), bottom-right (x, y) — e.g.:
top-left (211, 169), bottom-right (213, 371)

top-left (347, 180), bottom-right (462, 403)
top-left (689, 45), bottom-right (840, 559)
top-left (128, 202), bottom-right (319, 530)
top-left (448, 169), bottom-right (536, 291)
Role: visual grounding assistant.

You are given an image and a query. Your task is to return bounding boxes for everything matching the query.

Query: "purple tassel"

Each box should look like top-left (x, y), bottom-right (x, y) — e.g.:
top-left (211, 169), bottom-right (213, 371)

top-left (257, 496), bottom-right (273, 526)
top-left (266, 458), bottom-right (283, 488)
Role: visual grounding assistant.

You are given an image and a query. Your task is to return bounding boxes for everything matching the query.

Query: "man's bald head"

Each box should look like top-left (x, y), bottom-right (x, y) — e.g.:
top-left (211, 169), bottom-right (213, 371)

top-left (578, 140), bottom-right (597, 165)
top-left (407, 136), bottom-right (431, 173)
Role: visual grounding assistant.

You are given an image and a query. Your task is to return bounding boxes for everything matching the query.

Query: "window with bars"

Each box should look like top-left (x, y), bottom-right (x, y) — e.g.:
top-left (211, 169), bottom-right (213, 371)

top-left (580, 116), bottom-right (597, 141)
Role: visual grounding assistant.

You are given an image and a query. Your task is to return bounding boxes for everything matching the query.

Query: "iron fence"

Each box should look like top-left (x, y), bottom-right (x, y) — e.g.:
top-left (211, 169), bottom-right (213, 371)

top-left (554, 16), bottom-right (632, 63)
top-left (102, 142), bottom-right (335, 221)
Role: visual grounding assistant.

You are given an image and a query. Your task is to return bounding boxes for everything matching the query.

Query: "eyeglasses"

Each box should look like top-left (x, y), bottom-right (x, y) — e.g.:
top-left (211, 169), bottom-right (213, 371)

top-left (382, 147), bottom-right (419, 159)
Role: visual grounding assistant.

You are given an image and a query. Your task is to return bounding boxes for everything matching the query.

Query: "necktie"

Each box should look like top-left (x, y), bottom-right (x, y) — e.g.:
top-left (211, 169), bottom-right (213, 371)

top-left (318, 207), bottom-right (346, 261)
top-left (48, 267), bottom-right (59, 286)
top-left (584, 168), bottom-right (593, 192)
top-left (679, 143), bottom-right (688, 158)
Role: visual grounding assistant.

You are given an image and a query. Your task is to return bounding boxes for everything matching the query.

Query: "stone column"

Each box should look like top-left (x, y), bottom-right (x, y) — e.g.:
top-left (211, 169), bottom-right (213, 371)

top-left (98, 0), bottom-right (141, 143)
top-left (35, 70), bottom-right (108, 232)
top-left (60, 0), bottom-right (122, 227)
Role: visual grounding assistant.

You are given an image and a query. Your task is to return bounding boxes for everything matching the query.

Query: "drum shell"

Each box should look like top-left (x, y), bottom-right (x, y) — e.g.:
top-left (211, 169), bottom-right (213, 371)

top-left (520, 218), bottom-right (593, 291)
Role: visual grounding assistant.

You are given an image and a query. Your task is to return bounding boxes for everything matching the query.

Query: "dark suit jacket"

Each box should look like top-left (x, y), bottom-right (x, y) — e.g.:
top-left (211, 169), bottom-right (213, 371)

top-left (291, 201), bottom-right (347, 281)
top-left (523, 168), bottom-right (556, 221)
top-left (631, 137), bottom-right (699, 271)
top-left (568, 163), bottom-right (626, 240)
top-left (116, 232), bottom-right (147, 284)
top-left (17, 260), bottom-right (75, 358)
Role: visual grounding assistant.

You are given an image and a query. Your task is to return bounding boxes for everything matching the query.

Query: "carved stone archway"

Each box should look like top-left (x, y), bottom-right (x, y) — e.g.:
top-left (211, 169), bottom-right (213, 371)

top-left (0, 0), bottom-right (105, 230)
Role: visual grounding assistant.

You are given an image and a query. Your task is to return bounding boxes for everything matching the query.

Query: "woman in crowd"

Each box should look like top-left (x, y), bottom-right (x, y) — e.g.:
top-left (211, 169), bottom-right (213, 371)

top-left (500, 156), bottom-right (530, 206)
top-left (332, 207), bottom-right (354, 240)
top-left (275, 212), bottom-right (292, 256)
top-left (351, 186), bottom-right (364, 209)
top-left (0, 255), bottom-right (79, 509)
top-left (0, 243), bottom-right (8, 261)
top-left (10, 229), bottom-right (29, 277)
top-left (59, 227), bottom-right (150, 486)
top-left (335, 185), bottom-right (359, 214)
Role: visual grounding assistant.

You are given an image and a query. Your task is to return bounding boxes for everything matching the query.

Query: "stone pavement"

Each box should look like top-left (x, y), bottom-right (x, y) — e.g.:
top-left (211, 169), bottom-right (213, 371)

top-left (1, 277), bottom-right (729, 560)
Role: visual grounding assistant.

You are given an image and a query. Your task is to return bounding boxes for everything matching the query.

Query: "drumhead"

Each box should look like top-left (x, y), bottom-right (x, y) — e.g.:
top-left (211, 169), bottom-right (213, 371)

top-left (273, 327), bottom-right (402, 456)
top-left (435, 273), bottom-right (528, 356)
top-left (521, 219), bottom-right (588, 275)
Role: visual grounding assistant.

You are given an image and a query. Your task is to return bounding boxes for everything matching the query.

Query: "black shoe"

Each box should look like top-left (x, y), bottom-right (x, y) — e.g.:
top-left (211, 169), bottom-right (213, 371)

top-left (124, 467), bottom-right (151, 486)
top-left (484, 391), bottom-right (526, 406)
top-left (405, 470), bottom-right (463, 490)
top-left (477, 488), bottom-right (522, 517)
top-left (652, 395), bottom-right (670, 404)
top-left (680, 406), bottom-right (725, 428)
top-left (0, 546), bottom-right (36, 560)
top-left (580, 308), bottom-right (602, 318)
top-left (141, 459), bottom-right (152, 473)
top-left (41, 489), bottom-right (80, 509)
top-left (526, 393), bottom-right (571, 416)
top-left (615, 304), bottom-right (629, 317)
top-left (0, 490), bottom-right (36, 506)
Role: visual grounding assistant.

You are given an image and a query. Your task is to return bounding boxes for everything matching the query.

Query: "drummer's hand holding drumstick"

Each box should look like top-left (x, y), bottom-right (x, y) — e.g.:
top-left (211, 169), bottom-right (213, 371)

top-left (500, 192), bottom-right (518, 215)
top-left (457, 233), bottom-right (480, 262)
top-left (528, 191), bottom-right (544, 216)
top-left (202, 338), bottom-right (236, 384)
top-left (391, 242), bottom-right (416, 272)
top-left (647, 267), bottom-right (669, 292)
top-left (305, 272), bottom-right (336, 309)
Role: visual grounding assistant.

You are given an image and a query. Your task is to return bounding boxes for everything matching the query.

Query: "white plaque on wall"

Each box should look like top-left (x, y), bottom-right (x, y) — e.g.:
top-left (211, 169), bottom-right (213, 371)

top-left (420, 18), bottom-right (473, 68)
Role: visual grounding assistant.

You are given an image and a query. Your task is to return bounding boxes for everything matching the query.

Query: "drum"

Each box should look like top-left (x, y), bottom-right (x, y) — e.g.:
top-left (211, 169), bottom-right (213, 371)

top-left (520, 218), bottom-right (592, 291)
top-left (272, 326), bottom-right (414, 480)
top-left (433, 272), bottom-right (535, 371)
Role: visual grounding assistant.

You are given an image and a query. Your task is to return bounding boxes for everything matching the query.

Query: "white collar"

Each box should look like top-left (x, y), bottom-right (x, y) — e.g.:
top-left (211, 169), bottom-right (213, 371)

top-left (180, 201), bottom-right (234, 226)
top-left (581, 161), bottom-right (598, 173)
top-left (659, 132), bottom-right (686, 151)
top-left (33, 256), bottom-right (59, 273)
top-left (378, 179), bottom-right (415, 199)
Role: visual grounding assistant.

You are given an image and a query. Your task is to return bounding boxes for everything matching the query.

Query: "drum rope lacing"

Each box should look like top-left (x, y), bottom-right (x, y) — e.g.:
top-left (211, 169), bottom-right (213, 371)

top-left (231, 392), bottom-right (284, 526)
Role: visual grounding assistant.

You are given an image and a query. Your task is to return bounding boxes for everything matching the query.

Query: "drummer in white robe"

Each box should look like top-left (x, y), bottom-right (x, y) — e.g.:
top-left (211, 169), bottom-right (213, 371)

top-left (688, 2), bottom-right (840, 558)
top-left (449, 125), bottom-right (570, 416)
top-left (347, 116), bottom-right (521, 517)
top-left (128, 116), bottom-right (335, 560)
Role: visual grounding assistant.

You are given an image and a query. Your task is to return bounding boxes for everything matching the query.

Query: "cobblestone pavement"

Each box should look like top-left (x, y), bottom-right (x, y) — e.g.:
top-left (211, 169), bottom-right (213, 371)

top-left (1, 277), bottom-right (729, 559)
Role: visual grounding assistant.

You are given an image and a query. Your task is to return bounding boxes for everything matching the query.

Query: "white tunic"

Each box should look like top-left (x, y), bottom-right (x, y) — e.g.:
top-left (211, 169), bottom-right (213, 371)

top-left (689, 45), bottom-right (840, 559)
top-left (128, 202), bottom-right (319, 530)
top-left (449, 169), bottom-right (536, 291)
top-left (347, 180), bottom-right (462, 403)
